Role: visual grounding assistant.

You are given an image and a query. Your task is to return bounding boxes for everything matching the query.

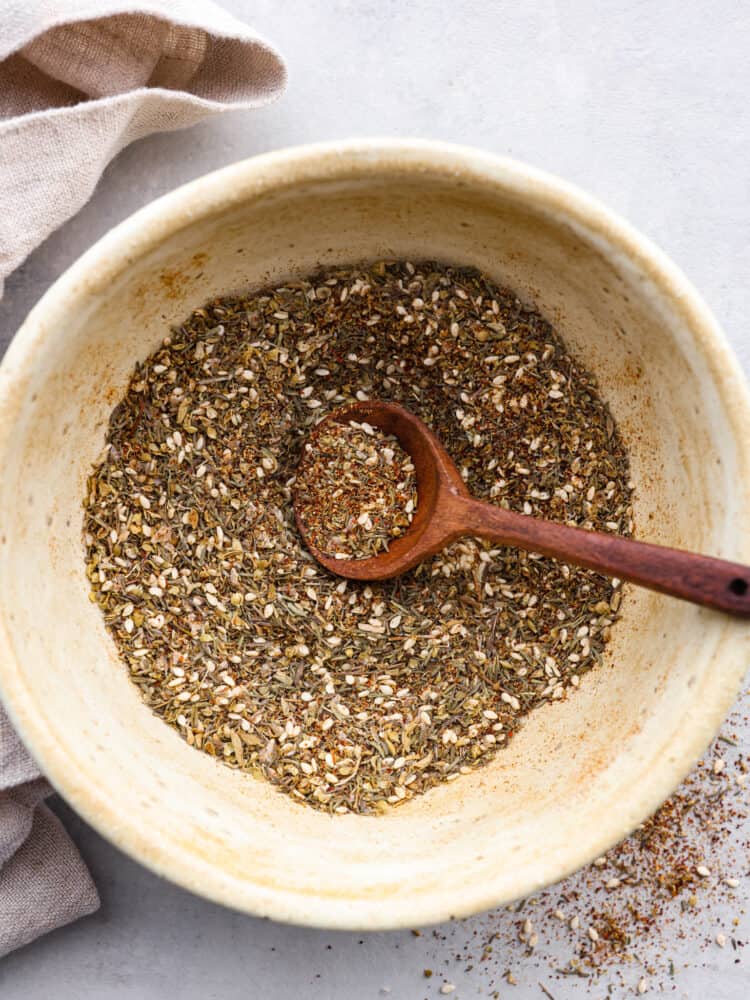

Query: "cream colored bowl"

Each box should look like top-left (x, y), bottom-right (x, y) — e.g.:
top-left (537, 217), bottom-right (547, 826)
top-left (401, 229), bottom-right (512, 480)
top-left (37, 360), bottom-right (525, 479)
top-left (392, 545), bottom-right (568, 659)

top-left (1, 140), bottom-right (749, 929)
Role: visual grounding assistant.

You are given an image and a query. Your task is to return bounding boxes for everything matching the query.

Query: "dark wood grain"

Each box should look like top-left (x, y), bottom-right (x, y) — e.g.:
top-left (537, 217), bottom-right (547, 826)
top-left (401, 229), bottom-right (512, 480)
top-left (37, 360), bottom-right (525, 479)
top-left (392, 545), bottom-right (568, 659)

top-left (294, 401), bottom-right (750, 618)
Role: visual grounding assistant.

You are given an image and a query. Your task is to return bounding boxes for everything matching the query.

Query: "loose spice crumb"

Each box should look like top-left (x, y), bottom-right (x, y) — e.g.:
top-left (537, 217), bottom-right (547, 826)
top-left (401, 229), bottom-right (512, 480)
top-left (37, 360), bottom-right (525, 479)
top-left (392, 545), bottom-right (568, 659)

top-left (440, 720), bottom-right (749, 992)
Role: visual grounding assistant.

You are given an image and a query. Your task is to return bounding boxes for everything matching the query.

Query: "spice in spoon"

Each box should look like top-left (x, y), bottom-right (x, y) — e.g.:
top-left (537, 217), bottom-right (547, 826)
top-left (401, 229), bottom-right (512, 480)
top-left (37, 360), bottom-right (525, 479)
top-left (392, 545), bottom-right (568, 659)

top-left (295, 418), bottom-right (417, 559)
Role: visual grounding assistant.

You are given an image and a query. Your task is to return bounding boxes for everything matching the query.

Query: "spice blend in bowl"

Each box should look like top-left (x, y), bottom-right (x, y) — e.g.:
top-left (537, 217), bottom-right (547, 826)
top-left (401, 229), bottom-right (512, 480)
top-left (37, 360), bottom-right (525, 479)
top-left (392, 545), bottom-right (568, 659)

top-left (295, 418), bottom-right (417, 559)
top-left (83, 260), bottom-right (633, 814)
top-left (5, 141), bottom-right (750, 928)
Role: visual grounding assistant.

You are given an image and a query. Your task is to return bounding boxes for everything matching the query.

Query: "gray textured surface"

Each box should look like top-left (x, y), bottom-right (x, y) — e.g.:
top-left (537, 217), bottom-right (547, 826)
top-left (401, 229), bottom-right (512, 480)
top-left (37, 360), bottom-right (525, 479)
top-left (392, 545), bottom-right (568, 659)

top-left (1, 1), bottom-right (749, 996)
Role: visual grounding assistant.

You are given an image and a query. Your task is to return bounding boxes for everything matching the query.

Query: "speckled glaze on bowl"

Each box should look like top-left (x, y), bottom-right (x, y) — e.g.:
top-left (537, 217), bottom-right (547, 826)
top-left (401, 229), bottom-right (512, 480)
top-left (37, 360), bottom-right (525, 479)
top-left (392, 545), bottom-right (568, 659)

top-left (1, 140), bottom-right (749, 930)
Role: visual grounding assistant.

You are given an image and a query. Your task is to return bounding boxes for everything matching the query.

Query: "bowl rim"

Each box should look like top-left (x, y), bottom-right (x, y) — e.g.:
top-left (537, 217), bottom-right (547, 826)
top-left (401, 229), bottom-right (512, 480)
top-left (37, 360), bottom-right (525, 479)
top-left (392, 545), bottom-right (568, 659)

top-left (1, 137), bottom-right (750, 929)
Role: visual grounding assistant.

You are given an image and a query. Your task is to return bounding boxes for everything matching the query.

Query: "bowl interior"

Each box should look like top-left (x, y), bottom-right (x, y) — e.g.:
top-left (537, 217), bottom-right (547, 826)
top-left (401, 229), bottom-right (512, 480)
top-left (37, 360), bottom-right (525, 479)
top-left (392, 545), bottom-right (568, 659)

top-left (1, 146), bottom-right (748, 927)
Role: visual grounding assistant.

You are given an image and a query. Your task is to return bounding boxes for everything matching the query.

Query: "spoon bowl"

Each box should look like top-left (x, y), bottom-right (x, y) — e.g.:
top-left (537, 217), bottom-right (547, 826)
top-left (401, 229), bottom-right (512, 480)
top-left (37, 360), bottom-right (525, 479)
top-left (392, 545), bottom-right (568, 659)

top-left (295, 400), bottom-right (469, 580)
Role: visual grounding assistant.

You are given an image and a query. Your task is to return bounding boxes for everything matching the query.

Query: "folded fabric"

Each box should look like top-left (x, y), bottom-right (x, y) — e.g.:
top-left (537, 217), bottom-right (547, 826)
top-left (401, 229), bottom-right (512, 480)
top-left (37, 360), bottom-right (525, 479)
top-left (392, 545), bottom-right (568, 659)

top-left (0, 732), bottom-right (99, 959)
top-left (0, 0), bottom-right (287, 294)
top-left (0, 0), bottom-right (286, 955)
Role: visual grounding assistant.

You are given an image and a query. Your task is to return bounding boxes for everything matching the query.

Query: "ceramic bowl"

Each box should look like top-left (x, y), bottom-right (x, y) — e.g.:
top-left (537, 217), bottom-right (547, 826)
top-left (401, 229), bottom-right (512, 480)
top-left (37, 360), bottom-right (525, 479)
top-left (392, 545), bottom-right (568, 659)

top-left (1, 140), bottom-right (749, 929)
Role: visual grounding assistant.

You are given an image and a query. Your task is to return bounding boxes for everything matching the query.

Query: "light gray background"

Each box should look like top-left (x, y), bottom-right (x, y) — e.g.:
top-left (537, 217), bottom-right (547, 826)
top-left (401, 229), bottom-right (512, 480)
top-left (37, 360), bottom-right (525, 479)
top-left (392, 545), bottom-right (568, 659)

top-left (1, 2), bottom-right (749, 997)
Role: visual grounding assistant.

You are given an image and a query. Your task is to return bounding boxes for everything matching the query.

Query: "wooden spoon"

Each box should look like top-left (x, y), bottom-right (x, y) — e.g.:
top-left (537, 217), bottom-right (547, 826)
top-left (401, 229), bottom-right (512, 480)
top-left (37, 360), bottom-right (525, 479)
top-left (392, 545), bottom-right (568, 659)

top-left (294, 400), bottom-right (750, 617)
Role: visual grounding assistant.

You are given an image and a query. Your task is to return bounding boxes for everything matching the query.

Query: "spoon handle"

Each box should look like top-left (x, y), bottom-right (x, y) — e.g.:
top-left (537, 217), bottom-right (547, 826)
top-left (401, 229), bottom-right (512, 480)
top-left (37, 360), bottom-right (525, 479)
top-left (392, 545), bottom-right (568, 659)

top-left (458, 496), bottom-right (750, 618)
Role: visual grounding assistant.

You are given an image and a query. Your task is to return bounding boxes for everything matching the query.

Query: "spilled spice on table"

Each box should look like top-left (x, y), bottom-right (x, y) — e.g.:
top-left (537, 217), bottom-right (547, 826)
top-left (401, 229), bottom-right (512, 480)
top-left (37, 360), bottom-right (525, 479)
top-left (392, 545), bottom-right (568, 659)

top-left (83, 260), bottom-right (632, 814)
top-left (411, 699), bottom-right (748, 995)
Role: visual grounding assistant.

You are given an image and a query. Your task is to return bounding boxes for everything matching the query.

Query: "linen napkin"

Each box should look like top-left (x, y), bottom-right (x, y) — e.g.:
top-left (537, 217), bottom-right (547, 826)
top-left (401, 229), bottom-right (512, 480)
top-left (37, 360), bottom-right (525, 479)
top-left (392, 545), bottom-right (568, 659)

top-left (0, 0), bottom-right (285, 954)
top-left (0, 708), bottom-right (99, 958)
top-left (0, 0), bottom-right (287, 294)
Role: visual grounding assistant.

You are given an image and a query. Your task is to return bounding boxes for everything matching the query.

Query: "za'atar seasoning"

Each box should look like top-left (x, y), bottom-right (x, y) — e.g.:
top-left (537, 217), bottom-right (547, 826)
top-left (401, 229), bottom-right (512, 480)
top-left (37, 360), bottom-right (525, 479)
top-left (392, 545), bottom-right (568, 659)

top-left (83, 261), bottom-right (632, 814)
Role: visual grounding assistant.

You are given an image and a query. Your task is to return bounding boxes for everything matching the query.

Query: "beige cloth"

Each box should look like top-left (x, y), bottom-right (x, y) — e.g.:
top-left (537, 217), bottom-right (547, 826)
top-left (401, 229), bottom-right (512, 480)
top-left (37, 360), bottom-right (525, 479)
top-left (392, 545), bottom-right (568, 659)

top-left (0, 0), bottom-right (285, 955)
top-left (0, 709), bottom-right (99, 958)
top-left (0, 0), bottom-right (286, 293)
